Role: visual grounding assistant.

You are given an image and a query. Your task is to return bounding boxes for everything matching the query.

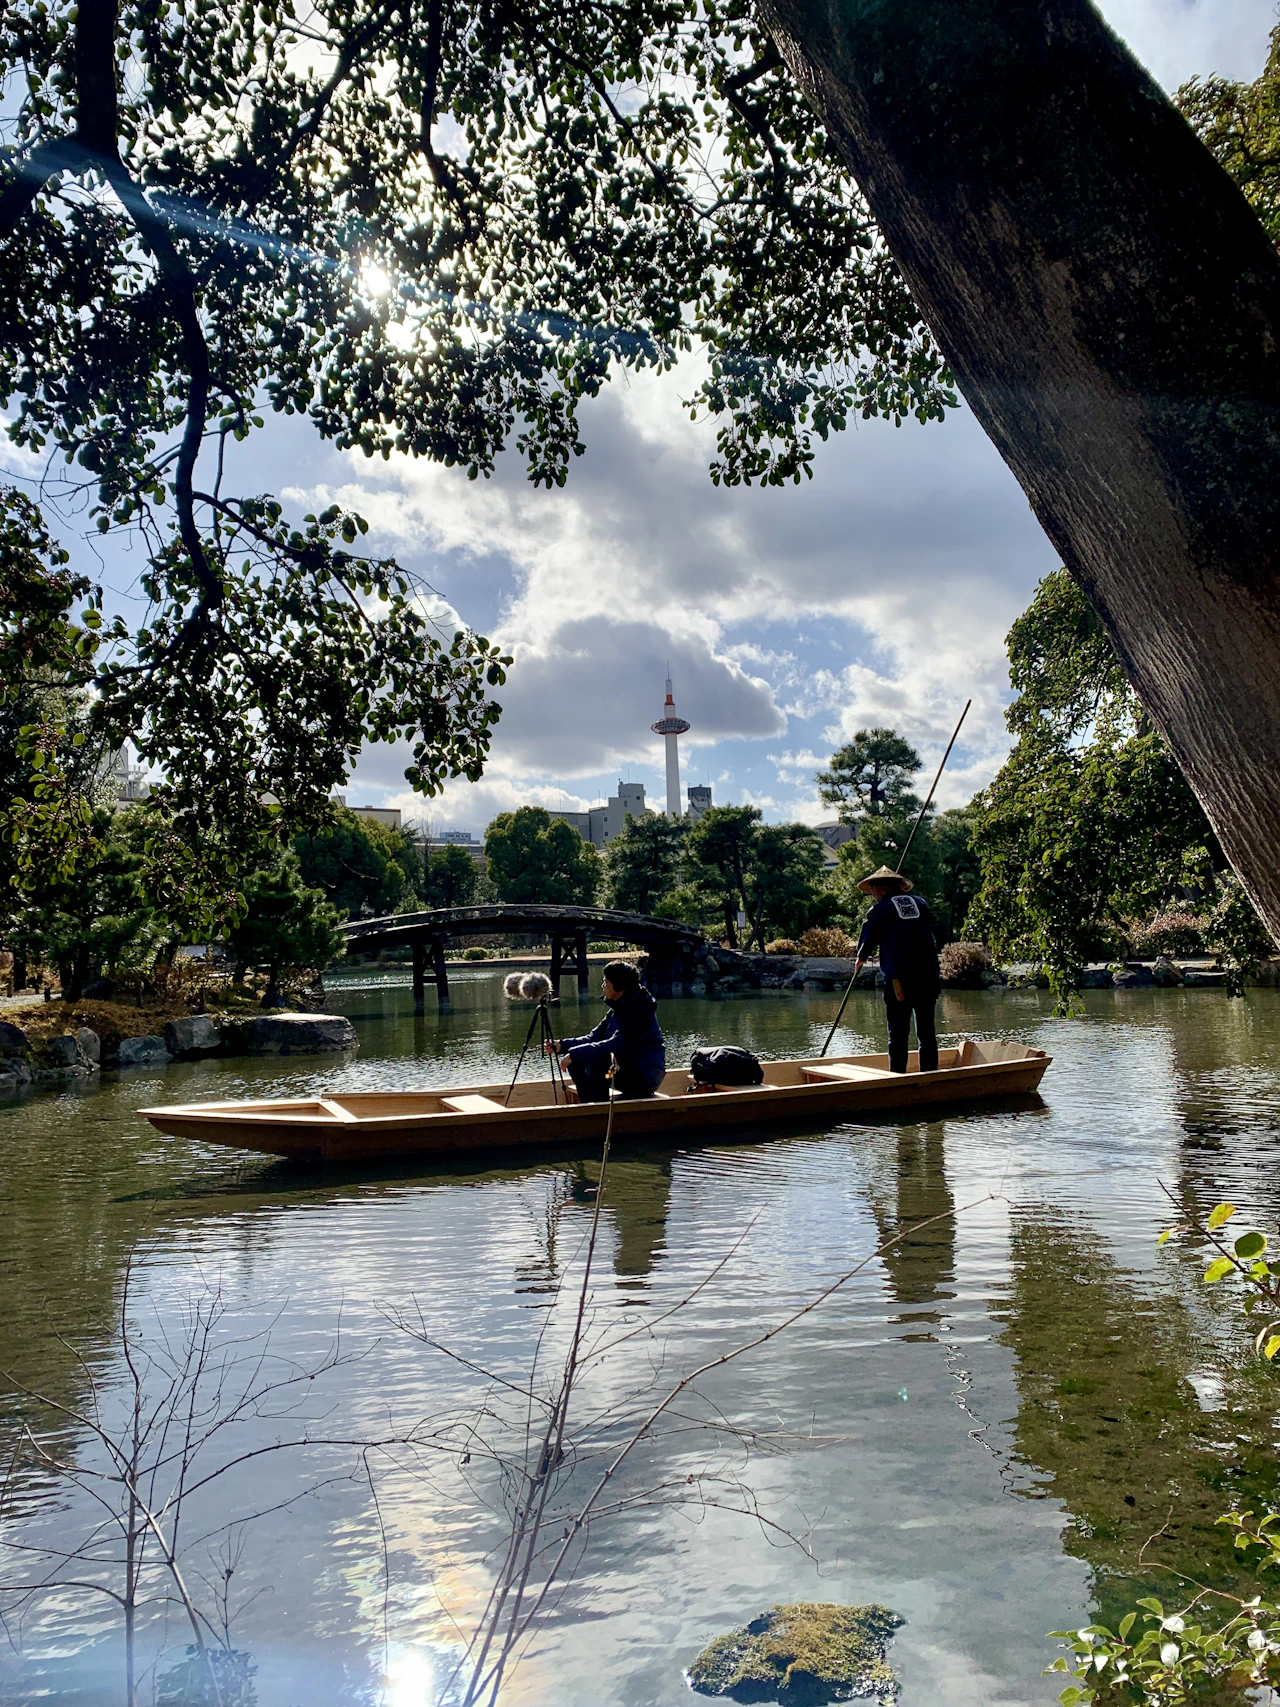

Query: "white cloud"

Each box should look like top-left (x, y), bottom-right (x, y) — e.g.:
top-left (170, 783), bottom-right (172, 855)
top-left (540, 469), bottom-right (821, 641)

top-left (298, 0), bottom-right (1276, 829)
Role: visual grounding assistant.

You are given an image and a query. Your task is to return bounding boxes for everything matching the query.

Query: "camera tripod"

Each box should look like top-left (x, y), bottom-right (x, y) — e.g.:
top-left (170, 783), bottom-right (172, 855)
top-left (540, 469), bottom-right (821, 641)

top-left (505, 997), bottom-right (568, 1107)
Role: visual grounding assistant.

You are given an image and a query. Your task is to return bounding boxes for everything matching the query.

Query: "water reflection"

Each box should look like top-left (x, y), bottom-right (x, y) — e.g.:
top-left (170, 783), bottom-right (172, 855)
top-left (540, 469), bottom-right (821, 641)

top-left (3, 977), bottom-right (1280, 1705)
top-left (999, 1204), bottom-right (1280, 1630)
top-left (868, 1122), bottom-right (956, 1330)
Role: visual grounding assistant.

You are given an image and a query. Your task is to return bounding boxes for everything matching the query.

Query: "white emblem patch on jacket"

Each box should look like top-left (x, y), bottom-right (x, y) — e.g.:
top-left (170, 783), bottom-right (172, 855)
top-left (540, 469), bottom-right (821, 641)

top-left (891, 895), bottom-right (921, 920)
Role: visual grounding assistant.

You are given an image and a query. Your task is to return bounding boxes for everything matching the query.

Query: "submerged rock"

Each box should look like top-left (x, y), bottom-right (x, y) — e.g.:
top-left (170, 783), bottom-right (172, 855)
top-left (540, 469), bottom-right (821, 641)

top-left (688, 1602), bottom-right (903, 1705)
top-left (1112, 965), bottom-right (1154, 989)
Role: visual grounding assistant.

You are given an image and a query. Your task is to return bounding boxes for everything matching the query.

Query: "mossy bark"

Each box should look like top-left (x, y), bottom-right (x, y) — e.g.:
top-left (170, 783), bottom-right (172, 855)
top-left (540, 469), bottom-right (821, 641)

top-left (761, 0), bottom-right (1280, 939)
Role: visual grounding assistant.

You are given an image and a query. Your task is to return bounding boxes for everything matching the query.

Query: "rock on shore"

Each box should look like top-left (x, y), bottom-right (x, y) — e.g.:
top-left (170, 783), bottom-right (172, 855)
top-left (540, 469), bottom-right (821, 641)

top-left (117, 1034), bottom-right (173, 1068)
top-left (163, 1014), bottom-right (222, 1059)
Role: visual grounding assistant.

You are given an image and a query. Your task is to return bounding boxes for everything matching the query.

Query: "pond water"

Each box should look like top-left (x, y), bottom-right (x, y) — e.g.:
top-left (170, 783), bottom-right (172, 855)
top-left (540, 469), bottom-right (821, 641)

top-left (4, 973), bottom-right (1280, 1707)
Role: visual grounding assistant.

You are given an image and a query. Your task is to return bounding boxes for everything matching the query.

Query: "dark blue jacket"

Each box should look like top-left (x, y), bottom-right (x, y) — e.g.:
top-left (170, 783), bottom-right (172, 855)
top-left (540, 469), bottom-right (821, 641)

top-left (857, 892), bottom-right (940, 985)
top-left (561, 986), bottom-right (666, 1086)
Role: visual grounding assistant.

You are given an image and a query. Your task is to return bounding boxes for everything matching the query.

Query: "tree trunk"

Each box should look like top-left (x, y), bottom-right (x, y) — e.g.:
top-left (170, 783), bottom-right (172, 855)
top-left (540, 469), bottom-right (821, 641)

top-left (761, 0), bottom-right (1280, 940)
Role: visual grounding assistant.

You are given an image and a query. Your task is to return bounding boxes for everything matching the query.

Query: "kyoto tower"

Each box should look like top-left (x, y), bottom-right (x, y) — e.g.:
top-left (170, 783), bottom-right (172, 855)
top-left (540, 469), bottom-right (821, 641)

top-left (651, 672), bottom-right (691, 818)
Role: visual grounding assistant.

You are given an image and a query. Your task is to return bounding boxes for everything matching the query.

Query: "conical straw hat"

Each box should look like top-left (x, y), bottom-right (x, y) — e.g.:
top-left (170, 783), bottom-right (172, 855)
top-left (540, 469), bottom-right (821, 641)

top-left (857, 864), bottom-right (913, 894)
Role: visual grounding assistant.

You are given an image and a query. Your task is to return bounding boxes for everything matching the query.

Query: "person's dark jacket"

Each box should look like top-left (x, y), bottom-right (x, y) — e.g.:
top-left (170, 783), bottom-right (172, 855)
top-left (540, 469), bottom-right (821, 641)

top-left (560, 986), bottom-right (666, 1088)
top-left (856, 892), bottom-right (940, 986)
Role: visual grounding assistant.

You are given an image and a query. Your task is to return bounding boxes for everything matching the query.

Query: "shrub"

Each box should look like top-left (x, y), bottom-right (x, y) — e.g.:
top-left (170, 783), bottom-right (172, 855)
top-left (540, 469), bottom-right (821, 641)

top-left (798, 926), bottom-right (858, 958)
top-left (1131, 911), bottom-right (1206, 958)
top-left (939, 941), bottom-right (993, 988)
top-left (462, 946), bottom-right (490, 960)
top-left (764, 938), bottom-right (799, 955)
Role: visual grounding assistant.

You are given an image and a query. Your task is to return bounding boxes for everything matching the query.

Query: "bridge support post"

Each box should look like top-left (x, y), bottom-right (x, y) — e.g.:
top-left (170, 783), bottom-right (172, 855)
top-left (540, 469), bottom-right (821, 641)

top-left (548, 934), bottom-right (564, 1000)
top-left (432, 938), bottom-right (451, 1013)
top-left (575, 929), bottom-right (590, 1003)
top-left (412, 941), bottom-right (426, 1015)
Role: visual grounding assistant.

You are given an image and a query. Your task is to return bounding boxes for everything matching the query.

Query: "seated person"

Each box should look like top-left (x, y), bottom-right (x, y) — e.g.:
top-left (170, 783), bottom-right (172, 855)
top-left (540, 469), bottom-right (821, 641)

top-left (547, 959), bottom-right (666, 1102)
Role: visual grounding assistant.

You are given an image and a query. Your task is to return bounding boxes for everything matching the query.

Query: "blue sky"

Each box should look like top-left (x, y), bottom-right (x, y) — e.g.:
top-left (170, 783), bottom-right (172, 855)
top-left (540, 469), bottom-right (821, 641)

top-left (6, 0), bottom-right (1274, 837)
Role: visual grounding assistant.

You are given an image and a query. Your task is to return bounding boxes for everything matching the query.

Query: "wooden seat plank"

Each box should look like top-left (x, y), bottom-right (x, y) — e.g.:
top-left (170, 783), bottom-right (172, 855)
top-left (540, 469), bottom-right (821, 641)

top-left (441, 1093), bottom-right (507, 1115)
top-left (802, 1063), bottom-right (893, 1083)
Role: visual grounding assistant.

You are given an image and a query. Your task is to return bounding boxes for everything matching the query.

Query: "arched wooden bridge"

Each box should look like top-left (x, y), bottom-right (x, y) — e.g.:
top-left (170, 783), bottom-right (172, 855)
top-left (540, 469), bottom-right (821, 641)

top-left (340, 904), bottom-right (703, 1011)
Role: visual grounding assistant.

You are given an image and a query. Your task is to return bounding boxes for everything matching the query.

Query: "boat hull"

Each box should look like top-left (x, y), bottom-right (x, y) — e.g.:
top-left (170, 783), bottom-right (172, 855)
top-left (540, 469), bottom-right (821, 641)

top-left (141, 1040), bottom-right (1050, 1163)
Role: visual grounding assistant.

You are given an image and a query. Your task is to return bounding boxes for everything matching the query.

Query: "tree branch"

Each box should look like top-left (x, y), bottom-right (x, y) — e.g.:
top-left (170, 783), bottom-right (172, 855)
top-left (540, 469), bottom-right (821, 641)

top-left (101, 161), bottom-right (220, 607)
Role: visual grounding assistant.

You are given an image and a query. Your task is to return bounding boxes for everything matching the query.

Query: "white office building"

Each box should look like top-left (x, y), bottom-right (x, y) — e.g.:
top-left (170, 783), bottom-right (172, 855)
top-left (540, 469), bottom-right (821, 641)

top-left (550, 780), bottom-right (648, 849)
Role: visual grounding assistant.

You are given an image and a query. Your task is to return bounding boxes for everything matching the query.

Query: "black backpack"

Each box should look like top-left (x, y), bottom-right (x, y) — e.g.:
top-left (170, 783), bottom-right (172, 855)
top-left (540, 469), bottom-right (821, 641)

top-left (689, 1045), bottom-right (764, 1087)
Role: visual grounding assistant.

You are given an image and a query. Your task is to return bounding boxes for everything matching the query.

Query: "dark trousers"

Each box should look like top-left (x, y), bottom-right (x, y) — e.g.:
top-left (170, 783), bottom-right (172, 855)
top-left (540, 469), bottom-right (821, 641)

top-left (567, 1055), bottom-right (659, 1103)
top-left (883, 980), bottom-right (939, 1074)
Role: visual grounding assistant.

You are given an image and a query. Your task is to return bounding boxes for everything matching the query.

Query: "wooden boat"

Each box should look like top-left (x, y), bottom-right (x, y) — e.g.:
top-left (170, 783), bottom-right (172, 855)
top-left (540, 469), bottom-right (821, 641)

top-left (140, 1038), bottom-right (1050, 1163)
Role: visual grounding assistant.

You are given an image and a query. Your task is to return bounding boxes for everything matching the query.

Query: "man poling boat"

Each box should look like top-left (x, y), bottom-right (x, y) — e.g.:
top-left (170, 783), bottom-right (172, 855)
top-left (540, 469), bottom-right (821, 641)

top-left (852, 867), bottom-right (941, 1074)
top-left (821, 699), bottom-right (972, 1062)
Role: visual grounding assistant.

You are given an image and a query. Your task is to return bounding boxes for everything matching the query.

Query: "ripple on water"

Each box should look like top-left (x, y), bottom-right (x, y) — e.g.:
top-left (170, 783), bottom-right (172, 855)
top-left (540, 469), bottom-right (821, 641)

top-left (3, 980), bottom-right (1280, 1705)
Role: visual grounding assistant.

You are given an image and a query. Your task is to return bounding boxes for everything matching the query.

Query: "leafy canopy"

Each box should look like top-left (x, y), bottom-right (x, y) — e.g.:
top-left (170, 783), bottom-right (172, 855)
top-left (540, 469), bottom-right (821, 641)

top-left (422, 842), bottom-right (481, 910)
top-left (817, 729), bottom-right (923, 822)
top-left (1178, 24), bottom-right (1280, 245)
top-left (0, 0), bottom-right (956, 893)
top-left (227, 853), bottom-right (347, 990)
top-left (293, 805), bottom-right (420, 919)
top-left (484, 807), bottom-right (599, 906)
top-left (967, 569), bottom-right (1271, 1005)
top-left (604, 812), bottom-right (688, 915)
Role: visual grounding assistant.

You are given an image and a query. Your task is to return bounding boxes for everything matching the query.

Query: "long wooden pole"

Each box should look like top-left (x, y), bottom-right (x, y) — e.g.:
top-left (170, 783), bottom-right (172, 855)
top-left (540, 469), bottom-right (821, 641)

top-left (819, 699), bottom-right (972, 1058)
top-left (893, 700), bottom-right (971, 875)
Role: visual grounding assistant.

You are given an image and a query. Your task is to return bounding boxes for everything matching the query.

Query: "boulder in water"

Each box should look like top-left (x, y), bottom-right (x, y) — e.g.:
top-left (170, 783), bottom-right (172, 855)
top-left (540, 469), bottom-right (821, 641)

top-left (117, 1034), bottom-right (173, 1068)
top-left (688, 1602), bottom-right (903, 1705)
top-left (245, 1013), bottom-right (357, 1055)
top-left (164, 1014), bottom-right (222, 1058)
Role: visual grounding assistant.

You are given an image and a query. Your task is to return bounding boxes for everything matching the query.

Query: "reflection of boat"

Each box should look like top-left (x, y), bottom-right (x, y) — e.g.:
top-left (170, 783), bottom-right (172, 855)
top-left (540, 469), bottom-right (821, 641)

top-left (141, 1039), bottom-right (1050, 1163)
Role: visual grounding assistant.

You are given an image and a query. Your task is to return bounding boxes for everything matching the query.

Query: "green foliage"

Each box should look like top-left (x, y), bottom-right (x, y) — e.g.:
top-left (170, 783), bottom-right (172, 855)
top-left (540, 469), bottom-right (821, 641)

top-left (0, 0), bottom-right (957, 884)
top-left (0, 0), bottom-right (951, 498)
top-left (683, 805), bottom-right (760, 947)
top-left (293, 806), bottom-right (418, 919)
top-left (227, 854), bottom-right (346, 990)
top-left (817, 728), bottom-right (923, 821)
top-left (13, 808), bottom-right (162, 1000)
top-left (744, 821), bottom-right (826, 946)
top-left (484, 808), bottom-right (599, 906)
top-left (0, 490), bottom-right (118, 910)
top-left (931, 805), bottom-right (982, 944)
top-left (422, 843), bottom-right (480, 910)
top-left (967, 570), bottom-right (1268, 1009)
top-left (1178, 27), bottom-right (1280, 244)
top-left (604, 812), bottom-right (688, 914)
top-left (1049, 1201), bottom-right (1280, 1705)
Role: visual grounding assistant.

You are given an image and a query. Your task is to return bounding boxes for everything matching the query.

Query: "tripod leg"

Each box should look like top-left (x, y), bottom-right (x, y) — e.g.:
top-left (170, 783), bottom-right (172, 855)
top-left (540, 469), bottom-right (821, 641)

top-left (541, 1001), bottom-right (565, 1104)
top-left (505, 1002), bottom-right (544, 1107)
